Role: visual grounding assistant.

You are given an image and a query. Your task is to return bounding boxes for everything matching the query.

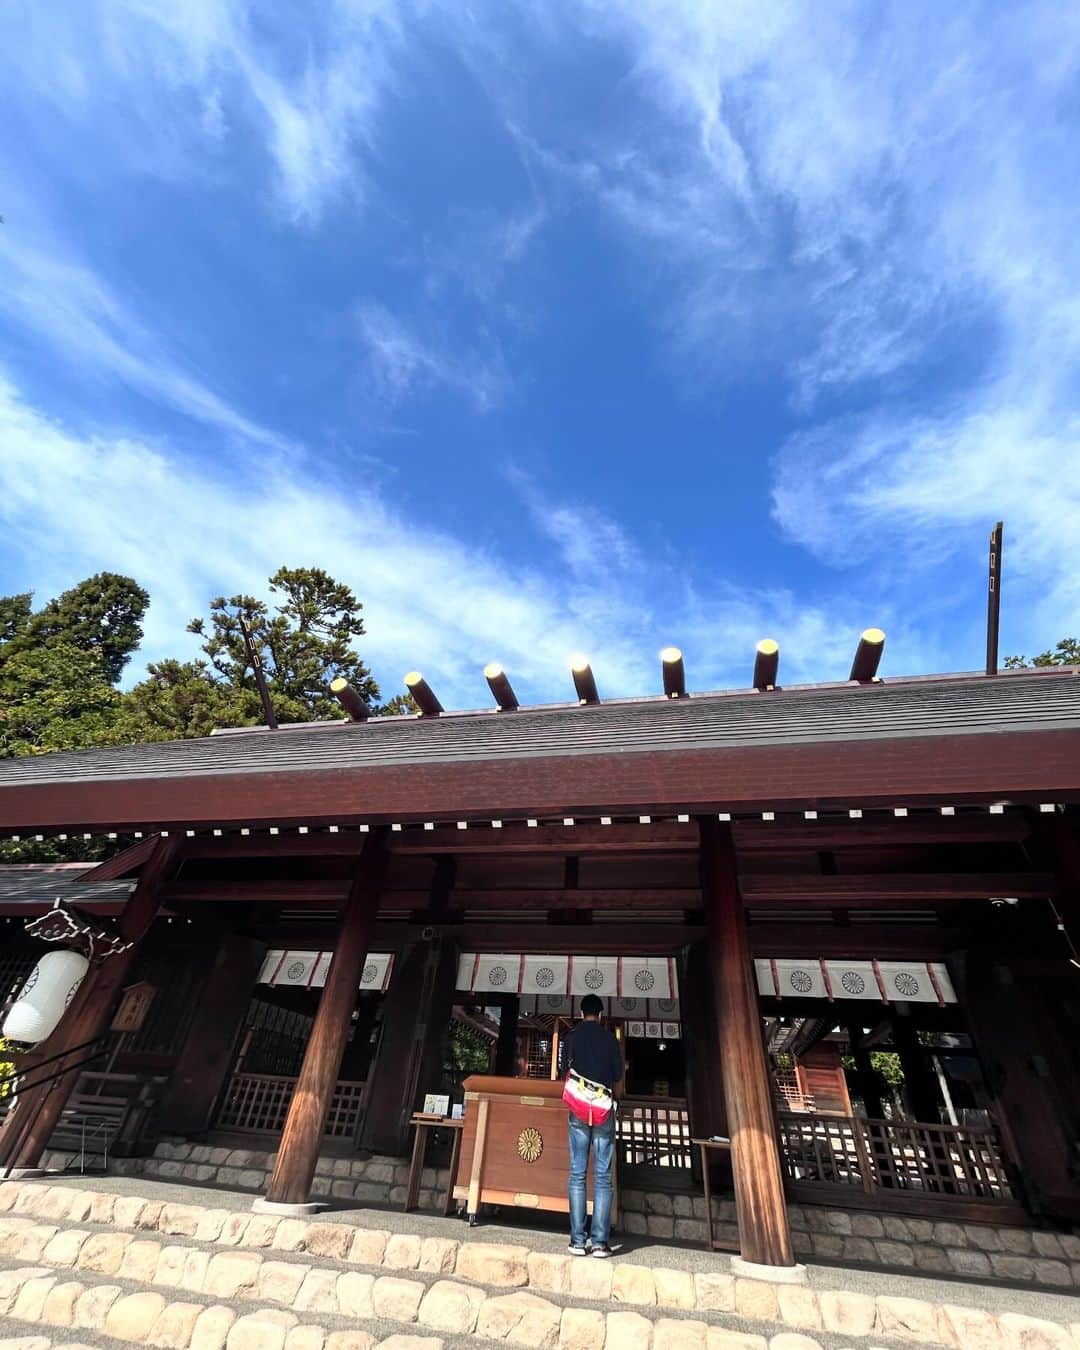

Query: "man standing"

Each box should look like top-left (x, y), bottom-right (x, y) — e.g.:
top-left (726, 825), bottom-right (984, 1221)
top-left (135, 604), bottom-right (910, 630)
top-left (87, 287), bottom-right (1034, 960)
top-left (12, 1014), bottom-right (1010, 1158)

top-left (560, 993), bottom-right (623, 1257)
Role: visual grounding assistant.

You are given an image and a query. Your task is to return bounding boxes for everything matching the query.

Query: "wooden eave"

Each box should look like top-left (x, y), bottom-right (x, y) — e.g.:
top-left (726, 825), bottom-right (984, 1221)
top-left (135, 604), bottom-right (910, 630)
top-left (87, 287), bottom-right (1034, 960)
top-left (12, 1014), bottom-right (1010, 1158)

top-left (0, 726), bottom-right (1078, 835)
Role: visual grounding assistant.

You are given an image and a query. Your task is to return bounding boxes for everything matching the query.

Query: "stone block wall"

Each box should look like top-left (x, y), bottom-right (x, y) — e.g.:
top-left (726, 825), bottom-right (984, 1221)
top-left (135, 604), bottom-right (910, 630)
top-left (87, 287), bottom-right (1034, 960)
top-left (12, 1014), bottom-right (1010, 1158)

top-left (43, 1141), bottom-right (450, 1214)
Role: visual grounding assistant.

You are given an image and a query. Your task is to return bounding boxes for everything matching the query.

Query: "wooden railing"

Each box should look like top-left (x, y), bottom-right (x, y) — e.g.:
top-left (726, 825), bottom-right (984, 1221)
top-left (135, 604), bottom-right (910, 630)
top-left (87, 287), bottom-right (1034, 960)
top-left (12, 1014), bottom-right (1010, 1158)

top-left (617, 1096), bottom-right (692, 1171)
top-left (777, 1111), bottom-right (1014, 1202)
top-left (216, 1073), bottom-right (367, 1139)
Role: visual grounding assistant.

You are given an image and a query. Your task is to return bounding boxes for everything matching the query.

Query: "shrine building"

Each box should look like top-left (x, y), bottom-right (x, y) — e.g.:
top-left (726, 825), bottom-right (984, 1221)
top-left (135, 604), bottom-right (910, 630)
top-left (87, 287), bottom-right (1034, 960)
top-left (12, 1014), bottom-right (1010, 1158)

top-left (2, 639), bottom-right (1080, 1279)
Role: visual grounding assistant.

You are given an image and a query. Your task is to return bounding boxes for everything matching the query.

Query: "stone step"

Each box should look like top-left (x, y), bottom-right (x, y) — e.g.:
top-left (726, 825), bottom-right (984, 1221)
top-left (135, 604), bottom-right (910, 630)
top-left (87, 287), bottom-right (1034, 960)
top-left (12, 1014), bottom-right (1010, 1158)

top-left (0, 1252), bottom-right (870, 1350)
top-left (5, 1178), bottom-right (1080, 1349)
top-left (0, 1254), bottom-right (465, 1350)
top-left (0, 1198), bottom-right (831, 1344)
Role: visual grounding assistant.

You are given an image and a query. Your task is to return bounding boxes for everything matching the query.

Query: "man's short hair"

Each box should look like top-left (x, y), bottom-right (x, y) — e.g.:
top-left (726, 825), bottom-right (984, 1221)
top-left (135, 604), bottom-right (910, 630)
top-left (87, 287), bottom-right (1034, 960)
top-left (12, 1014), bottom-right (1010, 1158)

top-left (580, 994), bottom-right (604, 1017)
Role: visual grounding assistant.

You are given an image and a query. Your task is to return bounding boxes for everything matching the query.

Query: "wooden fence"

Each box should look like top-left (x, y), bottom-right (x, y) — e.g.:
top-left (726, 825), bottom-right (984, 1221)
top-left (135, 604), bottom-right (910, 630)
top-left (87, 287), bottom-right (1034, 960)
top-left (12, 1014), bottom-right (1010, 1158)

top-left (216, 1073), bottom-right (367, 1139)
top-left (777, 1110), bottom-right (1014, 1202)
top-left (617, 1096), bottom-right (692, 1171)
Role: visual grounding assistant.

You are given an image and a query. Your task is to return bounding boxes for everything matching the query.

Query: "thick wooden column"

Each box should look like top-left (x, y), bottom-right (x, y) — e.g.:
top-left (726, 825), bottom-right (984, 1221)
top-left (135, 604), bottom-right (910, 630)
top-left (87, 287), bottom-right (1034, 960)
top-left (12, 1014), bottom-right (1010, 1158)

top-left (157, 933), bottom-right (267, 1136)
top-left (699, 817), bottom-right (794, 1269)
top-left (263, 830), bottom-right (387, 1208)
top-left (0, 833), bottom-right (182, 1171)
top-left (683, 939), bottom-right (727, 1140)
top-left (361, 934), bottom-right (459, 1155)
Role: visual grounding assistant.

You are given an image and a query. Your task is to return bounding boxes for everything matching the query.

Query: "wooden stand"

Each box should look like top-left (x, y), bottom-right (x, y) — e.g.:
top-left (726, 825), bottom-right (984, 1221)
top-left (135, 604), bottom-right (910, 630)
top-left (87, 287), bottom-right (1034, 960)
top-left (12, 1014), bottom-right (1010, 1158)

top-left (453, 1075), bottom-right (617, 1227)
top-left (404, 1114), bottom-right (464, 1215)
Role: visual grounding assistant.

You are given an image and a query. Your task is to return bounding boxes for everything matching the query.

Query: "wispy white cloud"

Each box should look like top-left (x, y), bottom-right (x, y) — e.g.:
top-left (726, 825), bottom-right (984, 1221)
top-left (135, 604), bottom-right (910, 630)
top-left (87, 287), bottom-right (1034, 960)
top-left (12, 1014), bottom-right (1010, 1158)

top-left (0, 226), bottom-right (295, 456)
top-left (0, 370), bottom-right (876, 706)
top-left (356, 304), bottom-right (507, 410)
top-left (502, 1), bottom-right (1080, 652)
top-left (0, 0), bottom-right (409, 224)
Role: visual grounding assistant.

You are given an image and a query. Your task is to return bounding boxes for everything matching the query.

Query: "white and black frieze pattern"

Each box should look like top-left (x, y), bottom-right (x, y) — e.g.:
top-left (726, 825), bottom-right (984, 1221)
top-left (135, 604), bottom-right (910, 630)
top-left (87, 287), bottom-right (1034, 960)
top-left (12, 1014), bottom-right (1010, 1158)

top-left (755, 958), bottom-right (956, 1004)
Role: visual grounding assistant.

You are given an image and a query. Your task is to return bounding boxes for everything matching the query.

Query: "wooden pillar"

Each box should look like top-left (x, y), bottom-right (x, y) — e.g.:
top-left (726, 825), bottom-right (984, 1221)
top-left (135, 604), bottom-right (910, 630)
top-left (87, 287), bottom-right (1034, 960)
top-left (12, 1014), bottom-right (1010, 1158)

top-left (846, 1025), bottom-right (885, 1119)
top-left (494, 996), bottom-right (520, 1077)
top-left (683, 939), bottom-right (727, 1140)
top-left (963, 940), bottom-right (1080, 1219)
top-left (892, 1015), bottom-right (940, 1122)
top-left (699, 817), bottom-right (794, 1269)
top-left (156, 933), bottom-right (268, 1136)
top-left (263, 830), bottom-right (387, 1208)
top-left (361, 934), bottom-right (459, 1155)
top-left (0, 833), bottom-right (182, 1172)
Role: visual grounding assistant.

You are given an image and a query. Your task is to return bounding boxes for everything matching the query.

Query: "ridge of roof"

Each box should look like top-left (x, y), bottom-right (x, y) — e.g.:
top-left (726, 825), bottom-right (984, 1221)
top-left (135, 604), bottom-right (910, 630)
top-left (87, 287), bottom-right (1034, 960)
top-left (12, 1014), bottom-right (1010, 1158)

top-left (207, 664), bottom-right (1079, 740)
top-left (0, 664), bottom-right (1076, 794)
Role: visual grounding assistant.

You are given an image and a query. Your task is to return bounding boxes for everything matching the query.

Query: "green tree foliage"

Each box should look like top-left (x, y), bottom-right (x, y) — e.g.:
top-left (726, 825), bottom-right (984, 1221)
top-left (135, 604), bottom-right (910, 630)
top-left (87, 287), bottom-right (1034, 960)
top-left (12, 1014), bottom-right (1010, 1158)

top-left (0, 642), bottom-right (130, 757)
top-left (1005, 638), bottom-right (1080, 669)
top-left (1, 565), bottom-right (400, 755)
top-left (182, 566), bottom-right (382, 726)
top-left (0, 1038), bottom-right (14, 1100)
top-left (123, 658), bottom-right (245, 741)
top-left (378, 691), bottom-right (421, 717)
top-left (0, 573), bottom-right (150, 760)
top-left (1, 573), bottom-right (148, 684)
top-left (446, 1021), bottom-right (493, 1076)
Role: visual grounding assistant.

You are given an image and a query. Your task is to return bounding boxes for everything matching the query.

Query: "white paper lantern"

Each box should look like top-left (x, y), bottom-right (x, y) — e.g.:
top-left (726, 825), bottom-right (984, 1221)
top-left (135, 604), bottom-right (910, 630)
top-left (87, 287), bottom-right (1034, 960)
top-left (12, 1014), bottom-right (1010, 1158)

top-left (2, 950), bottom-right (89, 1044)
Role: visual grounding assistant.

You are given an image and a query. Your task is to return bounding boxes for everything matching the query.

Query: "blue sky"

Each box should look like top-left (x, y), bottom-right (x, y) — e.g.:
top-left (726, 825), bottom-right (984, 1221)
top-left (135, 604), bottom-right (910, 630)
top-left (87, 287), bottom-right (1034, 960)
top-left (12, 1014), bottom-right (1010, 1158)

top-left (1, 1), bottom-right (1078, 710)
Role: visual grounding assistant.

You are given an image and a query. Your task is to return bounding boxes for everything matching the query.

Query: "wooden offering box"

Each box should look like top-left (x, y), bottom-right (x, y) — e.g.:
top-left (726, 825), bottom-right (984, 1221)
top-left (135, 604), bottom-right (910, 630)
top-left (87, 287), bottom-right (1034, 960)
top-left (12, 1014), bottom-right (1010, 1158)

top-left (454, 1075), bottom-right (617, 1225)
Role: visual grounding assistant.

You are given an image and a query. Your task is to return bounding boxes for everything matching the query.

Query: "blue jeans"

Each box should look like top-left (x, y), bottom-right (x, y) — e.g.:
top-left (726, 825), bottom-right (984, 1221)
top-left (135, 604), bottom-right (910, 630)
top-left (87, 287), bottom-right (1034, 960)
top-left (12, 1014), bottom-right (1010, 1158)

top-left (568, 1111), bottom-right (615, 1248)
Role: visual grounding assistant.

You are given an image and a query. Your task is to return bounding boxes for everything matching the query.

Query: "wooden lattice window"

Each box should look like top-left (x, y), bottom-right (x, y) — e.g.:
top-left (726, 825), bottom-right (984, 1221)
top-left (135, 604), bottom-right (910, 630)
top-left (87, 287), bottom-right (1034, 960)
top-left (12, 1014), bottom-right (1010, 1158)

top-left (216, 1072), bottom-right (366, 1137)
top-left (0, 951), bottom-right (36, 1017)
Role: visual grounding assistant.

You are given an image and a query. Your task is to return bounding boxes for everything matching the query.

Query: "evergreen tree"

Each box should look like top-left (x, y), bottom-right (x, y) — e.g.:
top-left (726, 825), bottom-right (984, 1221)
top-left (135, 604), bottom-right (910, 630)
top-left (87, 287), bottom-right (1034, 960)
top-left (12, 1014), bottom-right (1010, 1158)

top-left (1, 573), bottom-right (148, 684)
top-left (182, 566), bottom-right (382, 725)
top-left (1004, 638), bottom-right (1080, 668)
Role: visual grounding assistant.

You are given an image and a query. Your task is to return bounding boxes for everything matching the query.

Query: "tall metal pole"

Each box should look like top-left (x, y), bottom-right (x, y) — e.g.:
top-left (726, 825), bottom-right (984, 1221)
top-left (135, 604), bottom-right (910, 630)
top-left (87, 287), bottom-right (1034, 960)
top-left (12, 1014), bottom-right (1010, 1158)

top-left (239, 616), bottom-right (279, 729)
top-left (986, 522), bottom-right (1003, 676)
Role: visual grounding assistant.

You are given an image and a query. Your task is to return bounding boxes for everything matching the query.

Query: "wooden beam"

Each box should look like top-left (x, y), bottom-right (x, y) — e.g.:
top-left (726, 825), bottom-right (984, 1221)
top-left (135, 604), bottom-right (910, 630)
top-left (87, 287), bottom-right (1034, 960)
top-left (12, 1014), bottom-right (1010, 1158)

top-left (262, 829), bottom-right (388, 1208)
top-left (169, 812), bottom-right (1032, 864)
top-left (740, 873), bottom-right (1051, 906)
top-left (163, 881), bottom-right (700, 909)
top-left (0, 834), bottom-right (183, 1171)
top-left (183, 832), bottom-right (368, 859)
top-left (747, 926), bottom-right (966, 959)
top-left (447, 889), bottom-right (698, 910)
top-left (700, 816), bottom-right (794, 1268)
top-left (80, 835), bottom-right (163, 882)
top-left (391, 822), bottom-right (698, 854)
top-left (734, 815), bottom-right (1032, 851)
top-left (370, 922), bottom-right (696, 954)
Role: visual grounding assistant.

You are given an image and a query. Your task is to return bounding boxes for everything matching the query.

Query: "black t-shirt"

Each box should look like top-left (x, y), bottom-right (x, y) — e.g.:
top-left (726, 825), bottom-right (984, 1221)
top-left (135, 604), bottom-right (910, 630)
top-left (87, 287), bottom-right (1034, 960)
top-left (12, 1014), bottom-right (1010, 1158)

top-left (560, 1019), bottom-right (623, 1091)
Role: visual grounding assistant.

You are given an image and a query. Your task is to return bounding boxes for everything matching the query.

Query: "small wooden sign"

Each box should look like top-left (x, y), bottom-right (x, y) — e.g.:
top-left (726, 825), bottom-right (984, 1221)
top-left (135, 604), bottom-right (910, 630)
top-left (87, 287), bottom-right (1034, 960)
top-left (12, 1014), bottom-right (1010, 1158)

top-left (111, 981), bottom-right (156, 1034)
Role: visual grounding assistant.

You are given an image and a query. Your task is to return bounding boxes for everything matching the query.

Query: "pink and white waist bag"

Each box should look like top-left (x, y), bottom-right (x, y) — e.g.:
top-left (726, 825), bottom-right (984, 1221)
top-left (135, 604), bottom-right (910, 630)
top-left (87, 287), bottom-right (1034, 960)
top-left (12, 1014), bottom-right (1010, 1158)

top-left (562, 1068), bottom-right (614, 1127)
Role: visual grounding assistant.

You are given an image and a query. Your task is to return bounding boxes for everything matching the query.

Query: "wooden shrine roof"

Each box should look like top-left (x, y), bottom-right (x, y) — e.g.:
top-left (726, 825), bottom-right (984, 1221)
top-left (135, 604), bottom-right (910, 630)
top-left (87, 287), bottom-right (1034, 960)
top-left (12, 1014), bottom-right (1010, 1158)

top-left (0, 667), bottom-right (1077, 833)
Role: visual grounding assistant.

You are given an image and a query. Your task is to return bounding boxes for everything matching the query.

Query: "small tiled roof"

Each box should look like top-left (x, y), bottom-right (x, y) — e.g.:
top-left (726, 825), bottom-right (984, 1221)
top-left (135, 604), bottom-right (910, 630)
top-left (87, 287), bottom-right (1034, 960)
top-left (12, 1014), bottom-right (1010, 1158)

top-left (0, 863), bottom-right (133, 911)
top-left (0, 667), bottom-right (1076, 789)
